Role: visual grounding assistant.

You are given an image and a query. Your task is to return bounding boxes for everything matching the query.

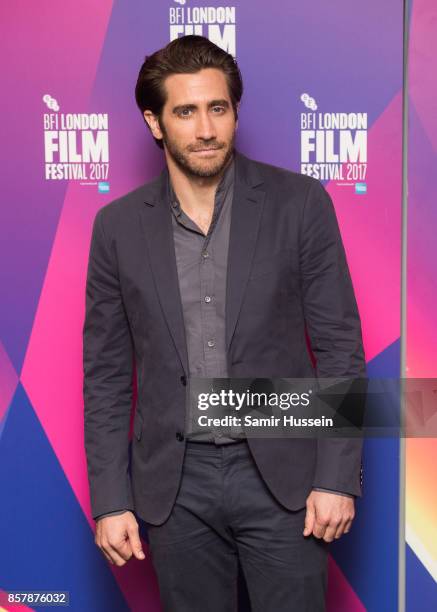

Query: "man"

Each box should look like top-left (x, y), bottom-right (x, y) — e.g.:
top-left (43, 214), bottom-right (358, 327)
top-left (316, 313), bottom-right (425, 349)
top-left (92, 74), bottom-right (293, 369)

top-left (83, 35), bottom-right (365, 611)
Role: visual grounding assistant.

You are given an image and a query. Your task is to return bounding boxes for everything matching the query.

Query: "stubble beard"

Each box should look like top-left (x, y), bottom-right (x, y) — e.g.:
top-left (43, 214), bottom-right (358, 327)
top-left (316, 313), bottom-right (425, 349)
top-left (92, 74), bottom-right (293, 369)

top-left (160, 122), bottom-right (236, 179)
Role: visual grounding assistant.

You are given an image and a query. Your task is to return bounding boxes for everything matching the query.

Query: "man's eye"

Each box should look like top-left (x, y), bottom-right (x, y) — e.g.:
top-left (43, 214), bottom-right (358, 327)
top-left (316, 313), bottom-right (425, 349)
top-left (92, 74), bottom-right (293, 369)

top-left (179, 108), bottom-right (192, 117)
top-left (212, 106), bottom-right (225, 114)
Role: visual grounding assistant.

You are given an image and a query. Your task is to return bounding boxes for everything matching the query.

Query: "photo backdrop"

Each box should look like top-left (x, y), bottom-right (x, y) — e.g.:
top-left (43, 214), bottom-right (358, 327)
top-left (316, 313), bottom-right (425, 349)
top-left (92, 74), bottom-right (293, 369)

top-left (0, 1), bottom-right (431, 610)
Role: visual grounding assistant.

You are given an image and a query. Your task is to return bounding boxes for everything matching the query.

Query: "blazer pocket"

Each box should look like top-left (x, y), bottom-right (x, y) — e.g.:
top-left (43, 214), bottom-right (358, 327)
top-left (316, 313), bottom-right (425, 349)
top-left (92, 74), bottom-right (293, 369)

top-left (249, 247), bottom-right (293, 280)
top-left (133, 410), bottom-right (143, 441)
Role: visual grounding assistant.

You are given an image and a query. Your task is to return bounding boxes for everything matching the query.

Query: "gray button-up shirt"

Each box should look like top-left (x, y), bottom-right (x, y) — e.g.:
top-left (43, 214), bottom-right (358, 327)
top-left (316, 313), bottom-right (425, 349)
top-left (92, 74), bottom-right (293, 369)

top-left (168, 154), bottom-right (244, 444)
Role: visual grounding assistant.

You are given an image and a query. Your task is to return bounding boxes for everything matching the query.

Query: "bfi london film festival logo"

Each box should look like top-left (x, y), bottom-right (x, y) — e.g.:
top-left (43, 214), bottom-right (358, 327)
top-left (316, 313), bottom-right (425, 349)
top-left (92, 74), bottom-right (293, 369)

top-left (299, 93), bottom-right (368, 194)
top-left (42, 95), bottom-right (110, 193)
top-left (169, 1), bottom-right (236, 56)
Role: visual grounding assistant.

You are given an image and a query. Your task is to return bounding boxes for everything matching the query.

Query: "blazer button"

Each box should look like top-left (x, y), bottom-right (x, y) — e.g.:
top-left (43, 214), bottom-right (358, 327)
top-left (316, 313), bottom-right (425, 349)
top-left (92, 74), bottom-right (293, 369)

top-left (180, 375), bottom-right (187, 386)
top-left (176, 431), bottom-right (184, 442)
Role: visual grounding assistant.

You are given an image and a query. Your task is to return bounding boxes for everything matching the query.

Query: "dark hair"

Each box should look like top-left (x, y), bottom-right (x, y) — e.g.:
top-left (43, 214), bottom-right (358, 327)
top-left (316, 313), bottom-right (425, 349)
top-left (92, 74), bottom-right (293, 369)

top-left (135, 35), bottom-right (243, 149)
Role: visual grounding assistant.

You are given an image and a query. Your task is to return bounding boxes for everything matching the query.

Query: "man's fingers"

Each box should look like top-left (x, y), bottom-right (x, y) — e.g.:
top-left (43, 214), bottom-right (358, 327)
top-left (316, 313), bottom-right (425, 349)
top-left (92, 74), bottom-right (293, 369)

top-left (323, 517), bottom-right (341, 542)
top-left (339, 516), bottom-right (353, 537)
top-left (101, 548), bottom-right (115, 564)
top-left (322, 511), bottom-right (355, 541)
top-left (333, 519), bottom-right (347, 540)
top-left (312, 517), bottom-right (328, 539)
top-left (127, 524), bottom-right (146, 560)
top-left (335, 507), bottom-right (355, 538)
top-left (303, 503), bottom-right (316, 536)
top-left (103, 539), bottom-right (130, 566)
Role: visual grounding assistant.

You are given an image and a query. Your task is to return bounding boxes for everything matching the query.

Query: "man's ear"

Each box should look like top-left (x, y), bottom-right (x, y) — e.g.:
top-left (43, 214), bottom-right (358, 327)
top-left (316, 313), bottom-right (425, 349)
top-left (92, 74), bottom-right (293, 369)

top-left (143, 110), bottom-right (163, 142)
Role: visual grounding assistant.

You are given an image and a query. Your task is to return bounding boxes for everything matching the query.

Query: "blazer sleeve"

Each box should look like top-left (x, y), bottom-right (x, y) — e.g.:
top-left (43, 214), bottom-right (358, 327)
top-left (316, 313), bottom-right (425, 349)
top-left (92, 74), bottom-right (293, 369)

top-left (299, 178), bottom-right (366, 497)
top-left (83, 208), bottom-right (135, 520)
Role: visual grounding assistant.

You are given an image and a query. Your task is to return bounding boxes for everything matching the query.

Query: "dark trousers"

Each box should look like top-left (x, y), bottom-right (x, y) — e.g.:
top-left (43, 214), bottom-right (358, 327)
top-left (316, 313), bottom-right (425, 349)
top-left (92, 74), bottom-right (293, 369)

top-left (145, 440), bottom-right (329, 611)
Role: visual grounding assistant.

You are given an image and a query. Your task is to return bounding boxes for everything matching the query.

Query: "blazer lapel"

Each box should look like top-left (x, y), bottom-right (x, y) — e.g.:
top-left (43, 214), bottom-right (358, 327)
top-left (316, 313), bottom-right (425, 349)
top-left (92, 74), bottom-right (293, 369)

top-left (225, 151), bottom-right (266, 350)
top-left (139, 168), bottom-right (190, 375)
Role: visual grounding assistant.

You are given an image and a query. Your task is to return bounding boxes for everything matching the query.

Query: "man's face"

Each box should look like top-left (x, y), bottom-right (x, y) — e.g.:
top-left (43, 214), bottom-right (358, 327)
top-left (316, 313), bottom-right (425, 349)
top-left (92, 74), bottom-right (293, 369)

top-left (146, 68), bottom-right (237, 178)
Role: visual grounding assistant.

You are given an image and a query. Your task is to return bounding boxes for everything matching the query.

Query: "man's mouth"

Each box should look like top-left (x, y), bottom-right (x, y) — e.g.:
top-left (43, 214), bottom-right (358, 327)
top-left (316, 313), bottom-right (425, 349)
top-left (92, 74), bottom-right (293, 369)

top-left (192, 148), bottom-right (221, 156)
top-left (191, 145), bottom-right (222, 152)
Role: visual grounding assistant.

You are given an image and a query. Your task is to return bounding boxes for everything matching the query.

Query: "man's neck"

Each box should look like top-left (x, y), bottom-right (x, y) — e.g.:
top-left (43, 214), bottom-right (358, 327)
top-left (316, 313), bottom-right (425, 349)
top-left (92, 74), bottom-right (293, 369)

top-left (166, 150), bottom-right (234, 216)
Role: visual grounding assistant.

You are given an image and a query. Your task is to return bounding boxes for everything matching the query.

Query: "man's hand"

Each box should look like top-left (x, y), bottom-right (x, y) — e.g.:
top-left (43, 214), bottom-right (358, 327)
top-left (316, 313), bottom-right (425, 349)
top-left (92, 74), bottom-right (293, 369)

top-left (303, 490), bottom-right (355, 542)
top-left (95, 511), bottom-right (145, 566)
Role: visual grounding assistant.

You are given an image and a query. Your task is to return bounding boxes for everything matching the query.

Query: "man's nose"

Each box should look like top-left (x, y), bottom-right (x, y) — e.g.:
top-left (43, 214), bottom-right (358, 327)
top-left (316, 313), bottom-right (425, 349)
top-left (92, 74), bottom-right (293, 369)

top-left (195, 110), bottom-right (216, 141)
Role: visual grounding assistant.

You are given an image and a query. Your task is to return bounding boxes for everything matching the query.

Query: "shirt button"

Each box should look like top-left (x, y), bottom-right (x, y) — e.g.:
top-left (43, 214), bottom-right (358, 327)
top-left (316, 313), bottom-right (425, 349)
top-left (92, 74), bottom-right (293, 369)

top-left (207, 340), bottom-right (215, 348)
top-left (180, 375), bottom-right (187, 386)
top-left (176, 431), bottom-right (184, 442)
top-left (204, 295), bottom-right (211, 303)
